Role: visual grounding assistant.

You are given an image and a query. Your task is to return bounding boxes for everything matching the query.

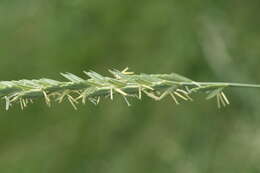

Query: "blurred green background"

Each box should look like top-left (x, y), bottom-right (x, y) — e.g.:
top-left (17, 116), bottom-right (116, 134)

top-left (1, 0), bottom-right (260, 172)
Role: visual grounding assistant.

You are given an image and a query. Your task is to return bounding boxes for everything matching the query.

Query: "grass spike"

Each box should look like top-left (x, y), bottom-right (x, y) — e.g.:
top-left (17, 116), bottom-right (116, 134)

top-left (0, 68), bottom-right (259, 110)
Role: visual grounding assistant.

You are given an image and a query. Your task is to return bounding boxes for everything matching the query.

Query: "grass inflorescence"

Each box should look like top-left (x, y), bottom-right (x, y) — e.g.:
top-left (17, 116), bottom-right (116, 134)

top-left (0, 68), bottom-right (260, 110)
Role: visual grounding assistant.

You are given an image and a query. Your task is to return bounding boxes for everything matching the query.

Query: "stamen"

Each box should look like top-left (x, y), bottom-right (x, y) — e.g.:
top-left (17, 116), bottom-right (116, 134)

top-left (170, 93), bottom-right (179, 104)
top-left (123, 96), bottom-right (131, 106)
top-left (221, 92), bottom-right (230, 105)
top-left (110, 88), bottom-right (113, 100)
top-left (68, 95), bottom-right (78, 110)
top-left (174, 91), bottom-right (188, 101)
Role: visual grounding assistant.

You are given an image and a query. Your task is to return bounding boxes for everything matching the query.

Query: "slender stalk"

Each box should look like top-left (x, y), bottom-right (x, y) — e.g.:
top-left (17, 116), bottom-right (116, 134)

top-left (178, 82), bottom-right (260, 89)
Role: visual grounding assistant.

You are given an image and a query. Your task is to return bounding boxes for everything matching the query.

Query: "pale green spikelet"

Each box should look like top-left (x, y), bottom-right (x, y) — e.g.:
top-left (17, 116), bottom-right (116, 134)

top-left (0, 68), bottom-right (260, 110)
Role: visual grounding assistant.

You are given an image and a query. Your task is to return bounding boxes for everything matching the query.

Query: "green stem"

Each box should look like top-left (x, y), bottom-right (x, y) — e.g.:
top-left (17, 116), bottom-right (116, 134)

top-left (189, 82), bottom-right (260, 89)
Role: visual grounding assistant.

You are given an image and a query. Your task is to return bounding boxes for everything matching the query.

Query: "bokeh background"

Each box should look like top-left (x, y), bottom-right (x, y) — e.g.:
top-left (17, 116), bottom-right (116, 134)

top-left (1, 0), bottom-right (260, 172)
